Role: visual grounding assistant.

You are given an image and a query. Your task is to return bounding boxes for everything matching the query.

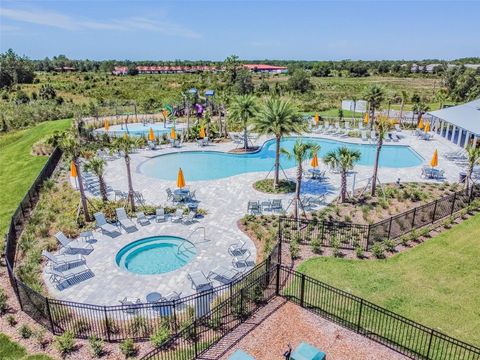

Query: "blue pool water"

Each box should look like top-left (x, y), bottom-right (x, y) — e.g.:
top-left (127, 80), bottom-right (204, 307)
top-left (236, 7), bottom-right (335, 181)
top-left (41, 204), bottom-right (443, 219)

top-left (139, 137), bottom-right (423, 181)
top-left (116, 236), bottom-right (196, 275)
top-left (96, 123), bottom-right (186, 137)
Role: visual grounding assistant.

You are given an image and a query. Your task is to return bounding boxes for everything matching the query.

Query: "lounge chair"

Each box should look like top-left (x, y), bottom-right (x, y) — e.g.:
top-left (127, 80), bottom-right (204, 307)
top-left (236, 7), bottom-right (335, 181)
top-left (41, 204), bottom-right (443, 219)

top-left (228, 350), bottom-right (256, 360)
top-left (42, 250), bottom-right (86, 270)
top-left (228, 239), bottom-right (247, 256)
top-left (170, 208), bottom-right (184, 222)
top-left (163, 291), bottom-right (182, 302)
top-left (119, 297), bottom-right (141, 314)
top-left (136, 212), bottom-right (150, 226)
top-left (232, 249), bottom-right (252, 270)
top-left (46, 264), bottom-right (93, 287)
top-left (394, 124), bottom-right (402, 132)
top-left (370, 130), bottom-right (378, 141)
top-left (361, 130), bottom-right (368, 141)
top-left (94, 212), bottom-right (121, 237)
top-left (187, 271), bottom-right (212, 290)
top-left (271, 199), bottom-right (283, 213)
top-left (54, 232), bottom-right (93, 254)
top-left (247, 201), bottom-right (261, 215)
top-left (155, 208), bottom-right (166, 222)
top-left (115, 208), bottom-right (138, 232)
top-left (291, 342), bottom-right (326, 360)
top-left (208, 265), bottom-right (240, 283)
top-left (390, 132), bottom-right (400, 142)
top-left (182, 212), bottom-right (197, 225)
top-left (165, 188), bottom-right (173, 201)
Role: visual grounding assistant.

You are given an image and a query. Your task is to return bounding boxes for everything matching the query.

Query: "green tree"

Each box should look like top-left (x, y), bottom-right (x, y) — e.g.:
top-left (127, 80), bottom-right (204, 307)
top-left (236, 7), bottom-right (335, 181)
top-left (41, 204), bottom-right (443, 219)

top-left (287, 68), bottom-right (313, 93)
top-left (234, 69), bottom-right (254, 95)
top-left (253, 98), bottom-right (305, 188)
top-left (435, 89), bottom-right (448, 109)
top-left (281, 140), bottom-right (320, 219)
top-left (371, 117), bottom-right (394, 196)
top-left (83, 157), bottom-right (108, 202)
top-left (0, 49), bottom-right (35, 88)
top-left (465, 145), bottom-right (480, 190)
top-left (229, 95), bottom-right (258, 150)
top-left (224, 54), bottom-right (241, 84)
top-left (364, 85), bottom-right (385, 130)
top-left (323, 147), bottom-right (361, 203)
top-left (39, 84), bottom-right (56, 100)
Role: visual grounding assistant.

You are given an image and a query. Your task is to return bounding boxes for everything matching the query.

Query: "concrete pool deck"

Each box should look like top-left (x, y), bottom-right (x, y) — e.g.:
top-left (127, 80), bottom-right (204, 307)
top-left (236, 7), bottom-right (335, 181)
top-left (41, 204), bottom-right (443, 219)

top-left (50, 130), bottom-right (464, 305)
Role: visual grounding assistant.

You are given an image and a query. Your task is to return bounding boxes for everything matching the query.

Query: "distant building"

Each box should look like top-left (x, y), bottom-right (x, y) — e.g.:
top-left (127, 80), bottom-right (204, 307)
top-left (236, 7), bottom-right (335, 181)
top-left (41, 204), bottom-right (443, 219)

top-left (53, 66), bottom-right (77, 72)
top-left (243, 64), bottom-right (288, 74)
top-left (112, 65), bottom-right (218, 75)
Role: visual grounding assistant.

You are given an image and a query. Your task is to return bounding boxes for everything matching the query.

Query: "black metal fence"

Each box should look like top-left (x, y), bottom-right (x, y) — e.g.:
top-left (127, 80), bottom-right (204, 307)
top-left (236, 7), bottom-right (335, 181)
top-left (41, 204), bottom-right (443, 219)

top-left (281, 185), bottom-right (480, 251)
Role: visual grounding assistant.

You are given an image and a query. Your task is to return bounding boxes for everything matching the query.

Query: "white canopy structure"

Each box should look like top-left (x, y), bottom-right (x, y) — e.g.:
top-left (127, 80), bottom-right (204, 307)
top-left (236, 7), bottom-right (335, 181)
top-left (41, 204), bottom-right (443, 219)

top-left (427, 99), bottom-right (480, 148)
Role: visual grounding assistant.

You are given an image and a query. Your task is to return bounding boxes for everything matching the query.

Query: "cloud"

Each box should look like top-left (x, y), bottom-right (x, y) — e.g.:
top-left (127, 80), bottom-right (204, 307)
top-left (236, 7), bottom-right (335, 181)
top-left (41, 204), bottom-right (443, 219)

top-left (0, 7), bottom-right (200, 38)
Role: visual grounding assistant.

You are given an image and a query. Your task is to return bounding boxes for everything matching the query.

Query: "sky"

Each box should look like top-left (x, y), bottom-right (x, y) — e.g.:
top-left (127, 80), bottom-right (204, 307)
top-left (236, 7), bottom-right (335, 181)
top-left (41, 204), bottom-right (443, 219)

top-left (0, 0), bottom-right (479, 61)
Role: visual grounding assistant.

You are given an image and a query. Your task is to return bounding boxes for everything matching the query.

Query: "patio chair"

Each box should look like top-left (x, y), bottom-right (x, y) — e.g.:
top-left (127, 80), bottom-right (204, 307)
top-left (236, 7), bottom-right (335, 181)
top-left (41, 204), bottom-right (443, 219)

top-left (208, 265), bottom-right (240, 283)
top-left (247, 201), bottom-right (261, 215)
top-left (54, 232), bottom-right (93, 254)
top-left (136, 212), bottom-right (150, 226)
top-left (390, 132), bottom-right (400, 142)
top-left (187, 271), bottom-right (212, 290)
top-left (155, 208), bottom-right (166, 222)
top-left (166, 188), bottom-right (173, 201)
top-left (260, 200), bottom-right (271, 212)
top-left (271, 199), bottom-right (283, 213)
top-left (228, 350), bottom-right (256, 360)
top-left (163, 291), bottom-right (182, 302)
top-left (395, 124), bottom-right (402, 132)
top-left (370, 130), bottom-right (378, 141)
top-left (361, 130), bottom-right (368, 141)
top-left (189, 190), bottom-right (197, 201)
top-left (232, 249), bottom-right (252, 270)
top-left (170, 208), bottom-right (184, 222)
top-left (116, 208), bottom-right (138, 232)
top-left (46, 264), bottom-right (93, 287)
top-left (42, 250), bottom-right (86, 270)
top-left (291, 342), bottom-right (326, 360)
top-left (94, 212), bottom-right (121, 237)
top-left (119, 297), bottom-right (142, 314)
top-left (228, 239), bottom-right (247, 256)
top-left (182, 212), bottom-right (197, 225)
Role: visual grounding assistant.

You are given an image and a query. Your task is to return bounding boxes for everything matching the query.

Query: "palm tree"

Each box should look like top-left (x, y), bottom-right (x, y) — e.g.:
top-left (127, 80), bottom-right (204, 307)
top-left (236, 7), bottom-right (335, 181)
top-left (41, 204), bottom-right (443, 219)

top-left (399, 90), bottom-right (409, 124)
top-left (253, 98), bottom-right (306, 188)
top-left (58, 129), bottom-right (91, 222)
top-left (83, 157), bottom-right (108, 202)
top-left (364, 85), bottom-right (385, 130)
top-left (281, 140), bottom-right (320, 220)
top-left (323, 147), bottom-right (361, 203)
top-left (229, 95), bottom-right (258, 150)
top-left (435, 89), bottom-right (448, 109)
top-left (112, 135), bottom-right (141, 211)
top-left (371, 116), bottom-right (394, 196)
top-left (465, 145), bottom-right (480, 190)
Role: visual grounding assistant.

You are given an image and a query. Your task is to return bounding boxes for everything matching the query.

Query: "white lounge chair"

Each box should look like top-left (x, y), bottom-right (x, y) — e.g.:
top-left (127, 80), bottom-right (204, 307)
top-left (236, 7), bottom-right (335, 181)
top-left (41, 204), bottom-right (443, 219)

top-left (228, 239), bottom-right (247, 256)
top-left (163, 291), bottom-right (182, 302)
top-left (116, 208), bottom-right (138, 232)
top-left (94, 212), bottom-right (121, 237)
top-left (394, 124), bottom-right (402, 132)
top-left (54, 232), bottom-right (93, 254)
top-left (207, 265), bottom-right (240, 283)
top-left (390, 132), bottom-right (400, 142)
top-left (42, 250), bottom-right (86, 270)
top-left (136, 212), bottom-right (150, 226)
top-left (119, 297), bottom-right (141, 314)
top-left (370, 130), bottom-right (378, 142)
top-left (170, 209), bottom-right (184, 222)
top-left (182, 212), bottom-right (197, 225)
top-left (155, 208), bottom-right (166, 222)
top-left (232, 249), bottom-right (252, 271)
top-left (361, 130), bottom-right (368, 141)
top-left (187, 271), bottom-right (212, 290)
top-left (46, 264), bottom-right (93, 287)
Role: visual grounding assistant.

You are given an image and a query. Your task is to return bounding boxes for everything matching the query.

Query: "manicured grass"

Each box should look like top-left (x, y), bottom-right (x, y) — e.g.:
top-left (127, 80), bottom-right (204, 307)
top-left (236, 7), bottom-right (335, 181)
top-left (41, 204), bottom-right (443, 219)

top-left (297, 213), bottom-right (480, 345)
top-left (0, 120), bottom-right (71, 238)
top-left (253, 179), bottom-right (296, 194)
top-left (0, 334), bottom-right (52, 360)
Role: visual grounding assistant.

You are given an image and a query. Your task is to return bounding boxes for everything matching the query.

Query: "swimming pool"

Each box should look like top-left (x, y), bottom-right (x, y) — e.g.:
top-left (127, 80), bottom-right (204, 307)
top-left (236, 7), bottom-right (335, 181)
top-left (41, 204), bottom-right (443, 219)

top-left (139, 137), bottom-right (423, 181)
top-left (96, 122), bottom-right (186, 137)
top-left (116, 236), bottom-right (196, 275)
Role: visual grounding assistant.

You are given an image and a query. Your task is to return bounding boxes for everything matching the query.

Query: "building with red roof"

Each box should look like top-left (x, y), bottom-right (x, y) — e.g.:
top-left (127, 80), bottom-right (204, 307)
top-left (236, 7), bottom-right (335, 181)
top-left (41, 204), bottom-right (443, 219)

top-left (243, 64), bottom-right (288, 73)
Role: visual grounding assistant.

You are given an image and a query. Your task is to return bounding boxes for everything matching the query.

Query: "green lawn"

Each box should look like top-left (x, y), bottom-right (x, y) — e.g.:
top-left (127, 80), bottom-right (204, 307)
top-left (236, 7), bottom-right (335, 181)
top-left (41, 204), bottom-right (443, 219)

top-left (297, 214), bottom-right (480, 346)
top-left (0, 120), bottom-right (71, 238)
top-left (0, 334), bottom-right (53, 360)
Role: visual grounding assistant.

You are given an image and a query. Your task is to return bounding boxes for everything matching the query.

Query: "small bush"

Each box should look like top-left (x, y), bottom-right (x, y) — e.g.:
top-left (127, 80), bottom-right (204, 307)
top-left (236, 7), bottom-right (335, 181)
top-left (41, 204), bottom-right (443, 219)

top-left (371, 243), bottom-right (385, 259)
top-left (311, 236), bottom-right (322, 254)
top-left (0, 289), bottom-right (8, 315)
top-left (383, 239), bottom-right (396, 252)
top-left (150, 325), bottom-right (170, 348)
top-left (19, 324), bottom-right (33, 339)
top-left (35, 328), bottom-right (49, 349)
top-left (55, 331), bottom-right (75, 355)
top-left (331, 237), bottom-right (342, 257)
top-left (88, 335), bottom-right (104, 357)
top-left (6, 315), bottom-right (16, 326)
top-left (119, 339), bottom-right (136, 358)
top-left (400, 235), bottom-right (409, 246)
top-left (355, 245), bottom-right (364, 259)
top-left (290, 238), bottom-right (300, 260)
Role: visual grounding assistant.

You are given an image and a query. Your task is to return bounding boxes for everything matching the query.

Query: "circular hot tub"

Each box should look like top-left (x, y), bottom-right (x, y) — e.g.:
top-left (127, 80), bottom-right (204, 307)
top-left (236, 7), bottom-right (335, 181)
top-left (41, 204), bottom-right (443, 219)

top-left (115, 236), bottom-right (196, 275)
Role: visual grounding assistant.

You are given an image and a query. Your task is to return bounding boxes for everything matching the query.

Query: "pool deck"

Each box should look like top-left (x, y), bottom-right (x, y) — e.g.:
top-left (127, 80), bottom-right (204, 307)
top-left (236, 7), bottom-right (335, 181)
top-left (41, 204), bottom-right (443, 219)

top-left (52, 130), bottom-right (464, 305)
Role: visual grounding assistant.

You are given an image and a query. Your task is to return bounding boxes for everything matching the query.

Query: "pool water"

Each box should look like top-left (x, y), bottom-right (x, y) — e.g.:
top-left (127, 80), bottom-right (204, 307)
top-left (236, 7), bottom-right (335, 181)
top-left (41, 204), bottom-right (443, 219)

top-left (116, 236), bottom-right (196, 275)
top-left (139, 137), bottom-right (423, 181)
top-left (96, 122), bottom-right (186, 137)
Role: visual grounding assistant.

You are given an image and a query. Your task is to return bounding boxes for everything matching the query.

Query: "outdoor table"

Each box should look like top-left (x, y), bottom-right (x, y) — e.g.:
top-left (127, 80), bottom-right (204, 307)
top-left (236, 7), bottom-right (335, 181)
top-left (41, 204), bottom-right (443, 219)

top-left (308, 169), bottom-right (322, 179)
top-left (290, 342), bottom-right (326, 360)
top-left (174, 188), bottom-right (190, 201)
top-left (146, 292), bottom-right (162, 303)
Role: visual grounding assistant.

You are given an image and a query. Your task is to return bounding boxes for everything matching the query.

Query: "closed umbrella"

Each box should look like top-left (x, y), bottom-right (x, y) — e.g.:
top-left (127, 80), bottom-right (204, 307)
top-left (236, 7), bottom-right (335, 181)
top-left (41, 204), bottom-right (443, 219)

top-left (104, 119), bottom-right (109, 131)
top-left (199, 126), bottom-right (206, 139)
top-left (311, 153), bottom-right (319, 168)
top-left (177, 168), bottom-right (186, 188)
top-left (430, 149), bottom-right (438, 168)
top-left (314, 112), bottom-right (319, 126)
top-left (363, 113), bottom-right (369, 125)
top-left (148, 128), bottom-right (155, 141)
top-left (70, 161), bottom-right (77, 177)
top-left (424, 121), bottom-right (430, 132)
top-left (170, 127), bottom-right (177, 140)
top-left (418, 117), bottom-right (424, 129)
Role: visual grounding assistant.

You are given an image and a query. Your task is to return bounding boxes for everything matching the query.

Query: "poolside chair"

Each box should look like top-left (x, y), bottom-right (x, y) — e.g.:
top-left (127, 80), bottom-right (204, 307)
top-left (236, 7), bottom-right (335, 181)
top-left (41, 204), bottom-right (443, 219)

top-left (228, 350), bottom-right (256, 360)
top-left (155, 208), bottom-right (166, 222)
top-left (208, 266), bottom-right (240, 284)
top-left (260, 200), bottom-right (272, 212)
top-left (394, 124), bottom-right (402, 132)
top-left (182, 212), bottom-right (197, 225)
top-left (390, 132), bottom-right (400, 142)
top-left (136, 212), bottom-right (150, 226)
top-left (290, 342), bottom-right (326, 360)
top-left (232, 249), bottom-right (252, 270)
top-left (163, 291), bottom-right (182, 302)
top-left (361, 130), bottom-right (368, 141)
top-left (119, 297), bottom-right (142, 314)
top-left (170, 208), bottom-right (184, 222)
top-left (370, 130), bottom-right (378, 141)
top-left (165, 188), bottom-right (173, 201)
top-left (383, 132), bottom-right (391, 142)
top-left (271, 199), bottom-right (283, 213)
top-left (42, 250), bottom-right (86, 270)
top-left (115, 208), bottom-right (138, 232)
top-left (46, 264), bottom-right (93, 287)
top-left (94, 212), bottom-right (121, 237)
top-left (54, 232), bottom-right (93, 255)
top-left (247, 201), bottom-right (261, 215)
top-left (187, 271), bottom-right (212, 291)
top-left (228, 239), bottom-right (247, 256)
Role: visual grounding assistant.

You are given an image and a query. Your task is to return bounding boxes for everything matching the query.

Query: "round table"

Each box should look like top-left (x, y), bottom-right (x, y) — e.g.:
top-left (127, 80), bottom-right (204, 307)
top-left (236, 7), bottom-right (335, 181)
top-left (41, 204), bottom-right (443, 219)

top-left (146, 292), bottom-right (162, 303)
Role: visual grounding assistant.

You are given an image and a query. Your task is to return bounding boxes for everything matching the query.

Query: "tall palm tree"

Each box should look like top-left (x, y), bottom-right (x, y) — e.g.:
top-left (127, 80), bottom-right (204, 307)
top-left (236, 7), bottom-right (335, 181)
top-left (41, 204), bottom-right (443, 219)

top-left (435, 89), bottom-right (448, 109)
top-left (465, 145), bottom-right (480, 190)
top-left (229, 95), bottom-right (258, 150)
top-left (323, 147), bottom-right (361, 203)
top-left (253, 98), bottom-right (306, 188)
top-left (281, 140), bottom-right (320, 220)
top-left (399, 90), bottom-right (409, 125)
top-left (371, 116), bottom-right (394, 196)
top-left (83, 157), bottom-right (108, 202)
top-left (113, 135), bottom-right (141, 210)
top-left (59, 129), bottom-right (91, 222)
top-left (364, 85), bottom-right (385, 130)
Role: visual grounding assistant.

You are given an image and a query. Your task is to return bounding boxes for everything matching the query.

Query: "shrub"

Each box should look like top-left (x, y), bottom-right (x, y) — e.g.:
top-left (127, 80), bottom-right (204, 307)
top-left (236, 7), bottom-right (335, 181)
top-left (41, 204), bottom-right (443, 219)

top-left (371, 243), bottom-right (385, 259)
top-left (55, 331), bottom-right (75, 355)
top-left (88, 335), bottom-right (105, 357)
top-left (6, 315), bottom-right (16, 326)
top-left (383, 239), bottom-right (396, 252)
top-left (19, 324), bottom-right (33, 339)
top-left (331, 237), bottom-right (342, 257)
top-left (0, 289), bottom-right (8, 315)
top-left (311, 236), bottom-right (322, 254)
top-left (290, 238), bottom-right (300, 260)
top-left (355, 245), bottom-right (364, 259)
top-left (150, 324), bottom-right (170, 348)
top-left (35, 328), bottom-right (49, 349)
top-left (400, 235), bottom-right (409, 246)
top-left (119, 339), bottom-right (136, 358)
top-left (129, 315), bottom-right (150, 337)
top-left (419, 227), bottom-right (431, 238)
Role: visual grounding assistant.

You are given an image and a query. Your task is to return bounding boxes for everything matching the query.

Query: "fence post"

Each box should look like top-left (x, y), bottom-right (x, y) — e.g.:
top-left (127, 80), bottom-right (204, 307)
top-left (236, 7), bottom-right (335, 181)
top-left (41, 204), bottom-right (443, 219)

top-left (320, 220), bottom-right (325, 245)
top-left (275, 263), bottom-right (281, 295)
top-left (387, 217), bottom-right (393, 240)
top-left (45, 298), bottom-right (55, 335)
top-left (300, 274), bottom-right (306, 307)
top-left (103, 306), bottom-right (111, 342)
top-left (356, 299), bottom-right (364, 334)
top-left (240, 288), bottom-right (245, 323)
top-left (365, 225), bottom-right (371, 251)
top-left (411, 207), bottom-right (417, 228)
top-left (193, 319), bottom-right (198, 358)
top-left (172, 300), bottom-right (178, 334)
top-left (426, 328), bottom-right (435, 359)
top-left (451, 192), bottom-right (457, 215)
top-left (432, 200), bottom-right (438, 223)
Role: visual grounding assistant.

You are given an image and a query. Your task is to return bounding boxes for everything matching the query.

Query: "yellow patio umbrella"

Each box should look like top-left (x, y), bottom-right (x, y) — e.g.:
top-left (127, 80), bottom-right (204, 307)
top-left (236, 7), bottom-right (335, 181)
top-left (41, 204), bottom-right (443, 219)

top-left (104, 119), bottom-right (109, 131)
top-left (424, 121), bottom-right (430, 132)
top-left (199, 126), bottom-right (206, 139)
top-left (314, 112), bottom-right (319, 125)
top-left (418, 116), bottom-right (424, 129)
top-left (311, 153), bottom-right (319, 168)
top-left (70, 161), bottom-right (77, 177)
top-left (148, 127), bottom-right (155, 141)
top-left (123, 132), bottom-right (128, 140)
top-left (363, 113), bottom-right (369, 124)
top-left (170, 127), bottom-right (177, 140)
top-left (430, 149), bottom-right (438, 167)
top-left (177, 168), bottom-right (186, 188)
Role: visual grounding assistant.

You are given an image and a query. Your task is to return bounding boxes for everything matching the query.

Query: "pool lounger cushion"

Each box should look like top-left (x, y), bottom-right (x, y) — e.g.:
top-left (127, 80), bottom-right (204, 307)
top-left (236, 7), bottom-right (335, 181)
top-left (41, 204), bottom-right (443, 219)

top-left (291, 342), bottom-right (326, 360)
top-left (228, 350), bottom-right (256, 360)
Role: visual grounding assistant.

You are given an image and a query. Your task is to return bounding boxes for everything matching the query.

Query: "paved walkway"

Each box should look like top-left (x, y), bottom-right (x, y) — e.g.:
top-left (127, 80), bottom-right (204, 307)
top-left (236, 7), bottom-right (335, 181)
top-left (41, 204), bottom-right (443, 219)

top-left (49, 131), bottom-right (463, 305)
